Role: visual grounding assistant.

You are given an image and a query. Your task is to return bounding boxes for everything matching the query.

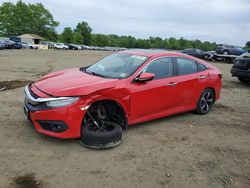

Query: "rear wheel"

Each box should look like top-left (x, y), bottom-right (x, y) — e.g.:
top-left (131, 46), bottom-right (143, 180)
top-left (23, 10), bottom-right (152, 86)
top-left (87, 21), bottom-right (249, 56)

top-left (196, 89), bottom-right (215, 115)
top-left (223, 50), bottom-right (229, 55)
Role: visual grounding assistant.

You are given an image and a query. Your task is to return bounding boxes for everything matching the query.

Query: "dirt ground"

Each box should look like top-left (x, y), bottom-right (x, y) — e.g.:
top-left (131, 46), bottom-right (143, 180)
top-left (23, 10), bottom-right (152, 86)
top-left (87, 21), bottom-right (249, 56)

top-left (0, 50), bottom-right (249, 188)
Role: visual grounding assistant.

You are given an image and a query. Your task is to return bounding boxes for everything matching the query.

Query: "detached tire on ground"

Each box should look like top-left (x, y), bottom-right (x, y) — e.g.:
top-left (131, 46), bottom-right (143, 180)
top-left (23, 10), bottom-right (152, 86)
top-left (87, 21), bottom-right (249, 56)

top-left (80, 121), bottom-right (122, 149)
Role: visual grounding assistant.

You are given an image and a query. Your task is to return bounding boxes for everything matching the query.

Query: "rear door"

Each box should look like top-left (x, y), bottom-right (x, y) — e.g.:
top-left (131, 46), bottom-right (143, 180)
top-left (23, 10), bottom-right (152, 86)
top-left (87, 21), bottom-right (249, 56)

top-left (174, 57), bottom-right (209, 109)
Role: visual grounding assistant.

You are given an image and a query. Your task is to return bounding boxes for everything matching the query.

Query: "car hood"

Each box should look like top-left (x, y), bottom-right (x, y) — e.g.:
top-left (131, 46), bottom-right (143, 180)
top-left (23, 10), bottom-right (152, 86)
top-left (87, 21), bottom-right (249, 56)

top-left (34, 68), bottom-right (118, 97)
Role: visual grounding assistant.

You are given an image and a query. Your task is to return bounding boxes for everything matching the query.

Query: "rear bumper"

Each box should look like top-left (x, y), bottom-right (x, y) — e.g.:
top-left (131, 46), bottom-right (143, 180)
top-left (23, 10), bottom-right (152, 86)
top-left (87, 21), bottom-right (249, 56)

top-left (231, 68), bottom-right (250, 78)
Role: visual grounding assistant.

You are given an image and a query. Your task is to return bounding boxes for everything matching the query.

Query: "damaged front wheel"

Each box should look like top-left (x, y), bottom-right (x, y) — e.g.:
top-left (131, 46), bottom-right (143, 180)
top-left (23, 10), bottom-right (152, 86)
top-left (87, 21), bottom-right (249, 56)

top-left (79, 103), bottom-right (123, 149)
top-left (80, 121), bottom-right (122, 149)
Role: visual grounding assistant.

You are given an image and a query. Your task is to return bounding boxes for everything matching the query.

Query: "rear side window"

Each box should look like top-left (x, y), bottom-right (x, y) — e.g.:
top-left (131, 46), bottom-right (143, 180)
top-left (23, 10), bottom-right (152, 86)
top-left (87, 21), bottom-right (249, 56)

top-left (176, 58), bottom-right (198, 75)
top-left (143, 57), bottom-right (173, 80)
top-left (198, 63), bottom-right (207, 71)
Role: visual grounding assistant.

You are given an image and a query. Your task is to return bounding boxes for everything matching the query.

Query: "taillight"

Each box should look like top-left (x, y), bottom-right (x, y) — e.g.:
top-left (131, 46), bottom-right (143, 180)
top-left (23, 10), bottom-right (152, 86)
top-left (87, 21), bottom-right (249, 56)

top-left (219, 74), bottom-right (222, 79)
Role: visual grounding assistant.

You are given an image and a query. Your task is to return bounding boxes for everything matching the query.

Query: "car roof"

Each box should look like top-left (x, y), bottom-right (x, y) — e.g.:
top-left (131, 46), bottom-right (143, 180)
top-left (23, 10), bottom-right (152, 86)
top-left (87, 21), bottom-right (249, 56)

top-left (120, 49), bottom-right (213, 68)
top-left (121, 49), bottom-right (184, 58)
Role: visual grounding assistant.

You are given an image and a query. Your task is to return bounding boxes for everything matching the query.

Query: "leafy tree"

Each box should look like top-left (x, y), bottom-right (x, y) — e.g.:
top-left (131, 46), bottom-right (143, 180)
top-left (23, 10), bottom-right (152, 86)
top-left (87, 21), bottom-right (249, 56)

top-left (135, 39), bottom-right (151, 49)
top-left (0, 0), bottom-right (59, 41)
top-left (60, 27), bottom-right (73, 43)
top-left (74, 21), bottom-right (92, 45)
top-left (150, 37), bottom-right (164, 48)
top-left (178, 37), bottom-right (192, 50)
top-left (168, 37), bottom-right (179, 50)
top-left (91, 34), bottom-right (109, 47)
top-left (72, 32), bottom-right (84, 44)
top-left (108, 34), bottom-right (119, 46)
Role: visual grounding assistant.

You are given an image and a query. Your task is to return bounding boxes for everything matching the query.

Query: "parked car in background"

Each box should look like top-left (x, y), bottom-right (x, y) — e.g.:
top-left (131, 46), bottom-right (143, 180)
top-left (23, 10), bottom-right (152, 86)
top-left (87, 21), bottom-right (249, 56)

top-left (2, 39), bottom-right (15, 49)
top-left (54, 43), bottom-right (69, 49)
top-left (0, 40), bottom-right (5, 50)
top-left (13, 42), bottom-right (22, 49)
top-left (181, 48), bottom-right (212, 60)
top-left (80, 45), bottom-right (90, 50)
top-left (41, 41), bottom-right (55, 49)
top-left (21, 42), bottom-right (38, 49)
top-left (207, 51), bottom-right (224, 62)
top-left (2, 39), bottom-right (22, 49)
top-left (231, 53), bottom-right (250, 84)
top-left (88, 46), bottom-right (100, 50)
top-left (216, 44), bottom-right (247, 55)
top-left (66, 44), bottom-right (81, 50)
top-left (246, 41), bottom-right (250, 52)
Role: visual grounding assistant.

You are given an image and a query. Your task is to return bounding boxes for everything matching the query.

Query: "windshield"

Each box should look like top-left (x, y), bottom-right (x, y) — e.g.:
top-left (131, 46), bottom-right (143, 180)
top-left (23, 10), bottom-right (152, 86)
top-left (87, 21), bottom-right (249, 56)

top-left (85, 53), bottom-right (148, 79)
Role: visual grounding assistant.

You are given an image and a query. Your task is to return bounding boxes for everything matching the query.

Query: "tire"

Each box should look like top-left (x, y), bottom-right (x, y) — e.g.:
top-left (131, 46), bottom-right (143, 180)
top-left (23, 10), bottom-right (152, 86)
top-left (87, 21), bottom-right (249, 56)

top-left (204, 55), bottom-right (208, 59)
top-left (223, 50), bottom-right (229, 55)
top-left (196, 89), bottom-right (215, 115)
top-left (80, 121), bottom-right (122, 149)
top-left (30, 46), bottom-right (33, 49)
top-left (238, 77), bottom-right (249, 84)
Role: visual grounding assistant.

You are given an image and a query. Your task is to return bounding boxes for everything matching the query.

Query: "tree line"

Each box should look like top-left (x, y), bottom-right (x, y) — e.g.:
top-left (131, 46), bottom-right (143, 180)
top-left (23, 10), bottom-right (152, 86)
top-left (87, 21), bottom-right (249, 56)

top-left (0, 0), bottom-right (217, 51)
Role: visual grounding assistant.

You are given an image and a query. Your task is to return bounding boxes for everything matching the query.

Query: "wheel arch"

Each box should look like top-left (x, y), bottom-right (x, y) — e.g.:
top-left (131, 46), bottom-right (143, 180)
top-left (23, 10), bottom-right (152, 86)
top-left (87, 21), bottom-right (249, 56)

top-left (81, 99), bottom-right (128, 130)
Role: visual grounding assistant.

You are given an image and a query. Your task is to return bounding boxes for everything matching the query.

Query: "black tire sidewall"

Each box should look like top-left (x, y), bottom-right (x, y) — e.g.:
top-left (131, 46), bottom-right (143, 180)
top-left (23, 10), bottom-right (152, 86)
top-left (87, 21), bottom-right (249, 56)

top-left (196, 89), bottom-right (215, 115)
top-left (80, 121), bottom-right (122, 147)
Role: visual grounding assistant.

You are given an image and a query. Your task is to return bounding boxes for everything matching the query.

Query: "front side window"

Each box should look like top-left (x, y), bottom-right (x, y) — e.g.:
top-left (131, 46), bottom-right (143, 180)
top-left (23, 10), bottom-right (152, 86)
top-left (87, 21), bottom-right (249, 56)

top-left (176, 58), bottom-right (198, 75)
top-left (142, 57), bottom-right (173, 80)
top-left (86, 53), bottom-right (148, 79)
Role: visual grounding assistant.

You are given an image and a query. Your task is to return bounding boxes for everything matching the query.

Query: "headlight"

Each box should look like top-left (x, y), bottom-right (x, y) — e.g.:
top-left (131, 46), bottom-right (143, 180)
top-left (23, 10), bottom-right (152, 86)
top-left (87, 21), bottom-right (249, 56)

top-left (46, 97), bottom-right (79, 108)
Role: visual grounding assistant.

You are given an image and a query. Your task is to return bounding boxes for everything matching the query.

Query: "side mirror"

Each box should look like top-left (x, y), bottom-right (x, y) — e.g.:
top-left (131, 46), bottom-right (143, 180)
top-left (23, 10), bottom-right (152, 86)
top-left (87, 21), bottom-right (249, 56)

top-left (135, 72), bottom-right (155, 82)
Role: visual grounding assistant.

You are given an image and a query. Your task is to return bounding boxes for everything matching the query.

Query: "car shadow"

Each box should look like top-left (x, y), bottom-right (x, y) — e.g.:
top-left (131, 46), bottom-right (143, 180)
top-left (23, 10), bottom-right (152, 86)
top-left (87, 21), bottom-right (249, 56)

top-left (127, 111), bottom-right (195, 131)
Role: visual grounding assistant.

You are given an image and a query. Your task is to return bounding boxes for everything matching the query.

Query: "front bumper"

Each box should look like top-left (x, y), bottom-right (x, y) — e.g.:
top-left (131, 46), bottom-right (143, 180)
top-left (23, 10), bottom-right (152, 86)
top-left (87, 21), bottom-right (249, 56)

top-left (24, 85), bottom-right (86, 139)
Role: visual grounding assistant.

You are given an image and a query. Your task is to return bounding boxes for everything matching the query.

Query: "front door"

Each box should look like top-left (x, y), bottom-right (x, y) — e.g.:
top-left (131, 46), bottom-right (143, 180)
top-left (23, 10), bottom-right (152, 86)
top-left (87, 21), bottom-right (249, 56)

top-left (129, 57), bottom-right (177, 122)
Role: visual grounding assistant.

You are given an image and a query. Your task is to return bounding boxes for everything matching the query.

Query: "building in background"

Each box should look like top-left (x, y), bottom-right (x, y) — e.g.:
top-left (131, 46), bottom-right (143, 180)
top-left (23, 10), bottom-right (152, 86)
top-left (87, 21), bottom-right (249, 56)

top-left (18, 34), bottom-right (44, 44)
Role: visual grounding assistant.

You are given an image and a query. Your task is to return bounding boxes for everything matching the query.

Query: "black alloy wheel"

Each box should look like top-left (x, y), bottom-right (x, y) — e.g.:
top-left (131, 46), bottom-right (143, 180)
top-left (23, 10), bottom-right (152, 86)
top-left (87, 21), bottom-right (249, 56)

top-left (196, 89), bottom-right (215, 115)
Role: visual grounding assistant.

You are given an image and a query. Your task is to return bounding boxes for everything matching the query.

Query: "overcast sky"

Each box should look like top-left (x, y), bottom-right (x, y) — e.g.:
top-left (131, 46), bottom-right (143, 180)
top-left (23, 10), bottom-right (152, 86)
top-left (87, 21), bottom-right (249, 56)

top-left (2, 0), bottom-right (250, 46)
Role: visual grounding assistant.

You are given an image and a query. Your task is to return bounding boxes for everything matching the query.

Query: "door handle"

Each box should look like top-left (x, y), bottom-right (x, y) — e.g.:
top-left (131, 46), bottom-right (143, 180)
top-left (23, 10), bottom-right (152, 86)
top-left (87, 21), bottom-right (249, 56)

top-left (167, 82), bottom-right (177, 87)
top-left (198, 75), bottom-right (207, 79)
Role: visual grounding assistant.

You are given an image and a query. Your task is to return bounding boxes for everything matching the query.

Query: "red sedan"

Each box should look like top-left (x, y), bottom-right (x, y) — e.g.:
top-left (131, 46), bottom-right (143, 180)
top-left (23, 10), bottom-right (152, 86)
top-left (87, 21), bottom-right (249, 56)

top-left (24, 50), bottom-right (222, 146)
